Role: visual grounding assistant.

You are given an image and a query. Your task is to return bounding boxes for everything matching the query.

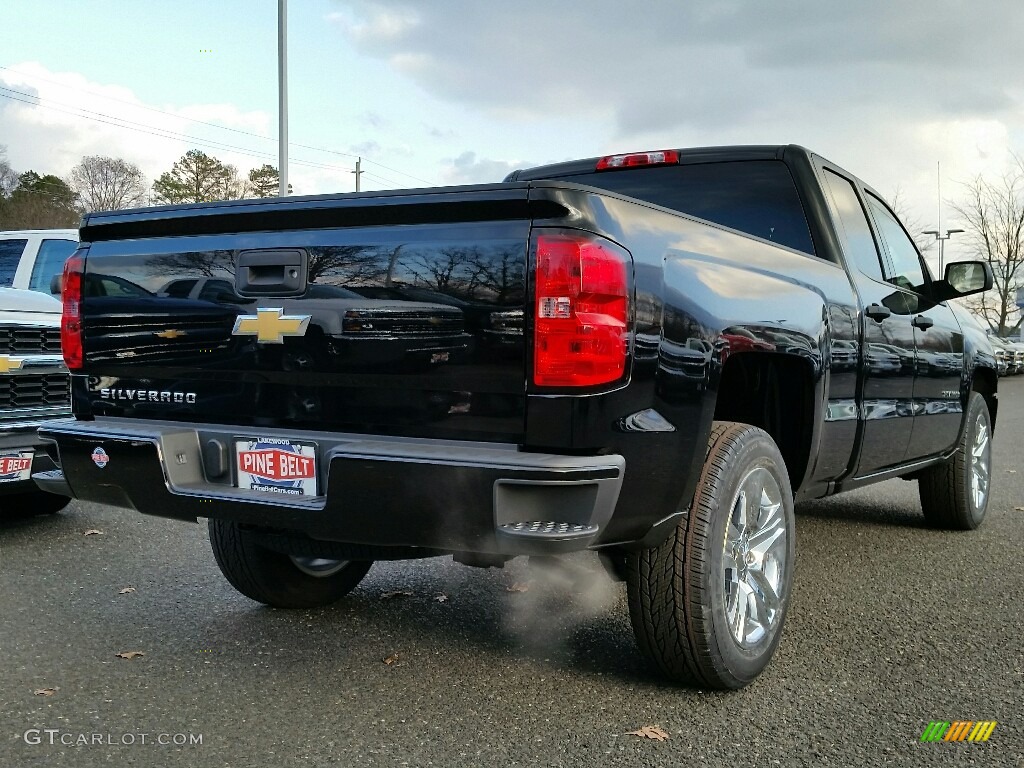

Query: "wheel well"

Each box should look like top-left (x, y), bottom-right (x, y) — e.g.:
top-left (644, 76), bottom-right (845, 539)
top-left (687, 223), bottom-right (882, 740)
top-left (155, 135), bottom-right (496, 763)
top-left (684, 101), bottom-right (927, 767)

top-left (971, 367), bottom-right (998, 429)
top-left (712, 353), bottom-right (814, 488)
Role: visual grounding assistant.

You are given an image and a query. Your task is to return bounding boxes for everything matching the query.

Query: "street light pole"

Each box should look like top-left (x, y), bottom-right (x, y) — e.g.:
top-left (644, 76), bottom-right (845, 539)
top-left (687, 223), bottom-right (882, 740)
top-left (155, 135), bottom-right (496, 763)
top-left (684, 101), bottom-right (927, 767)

top-left (922, 228), bottom-right (964, 277)
top-left (278, 0), bottom-right (289, 197)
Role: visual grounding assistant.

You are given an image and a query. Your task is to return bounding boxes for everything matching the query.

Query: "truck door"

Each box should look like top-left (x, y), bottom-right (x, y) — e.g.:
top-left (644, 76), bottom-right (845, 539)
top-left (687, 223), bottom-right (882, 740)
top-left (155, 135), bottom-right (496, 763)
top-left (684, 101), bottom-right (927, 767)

top-left (819, 169), bottom-right (916, 474)
top-left (863, 193), bottom-right (965, 459)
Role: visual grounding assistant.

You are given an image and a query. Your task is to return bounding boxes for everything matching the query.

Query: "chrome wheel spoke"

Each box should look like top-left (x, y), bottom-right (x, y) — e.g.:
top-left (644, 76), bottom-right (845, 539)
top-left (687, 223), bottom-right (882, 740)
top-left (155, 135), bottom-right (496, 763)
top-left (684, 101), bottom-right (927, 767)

top-left (729, 580), bottom-right (752, 642)
top-left (748, 566), bottom-right (782, 618)
top-left (748, 522), bottom-right (785, 560)
top-left (729, 490), bottom-right (749, 540)
top-left (722, 550), bottom-right (741, 580)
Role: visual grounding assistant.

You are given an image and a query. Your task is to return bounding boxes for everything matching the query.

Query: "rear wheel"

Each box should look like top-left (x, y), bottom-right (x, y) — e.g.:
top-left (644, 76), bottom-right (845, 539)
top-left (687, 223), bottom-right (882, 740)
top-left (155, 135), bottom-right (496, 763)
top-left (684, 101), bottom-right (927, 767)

top-left (626, 422), bottom-right (795, 689)
top-left (208, 519), bottom-right (372, 608)
top-left (918, 391), bottom-right (992, 530)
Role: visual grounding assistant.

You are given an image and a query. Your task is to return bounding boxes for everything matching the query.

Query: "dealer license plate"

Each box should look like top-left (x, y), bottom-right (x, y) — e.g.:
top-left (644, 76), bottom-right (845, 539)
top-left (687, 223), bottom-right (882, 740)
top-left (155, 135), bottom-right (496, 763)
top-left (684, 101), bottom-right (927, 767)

top-left (0, 452), bottom-right (33, 483)
top-left (234, 438), bottom-right (318, 497)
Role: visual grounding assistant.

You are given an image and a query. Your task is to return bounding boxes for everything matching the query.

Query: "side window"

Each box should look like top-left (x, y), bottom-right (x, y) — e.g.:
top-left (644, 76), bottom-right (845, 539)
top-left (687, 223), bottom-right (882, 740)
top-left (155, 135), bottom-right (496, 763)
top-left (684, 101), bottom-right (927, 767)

top-left (28, 239), bottom-right (78, 295)
top-left (865, 193), bottom-right (926, 292)
top-left (161, 279), bottom-right (198, 298)
top-left (820, 170), bottom-right (884, 281)
top-left (0, 239), bottom-right (28, 287)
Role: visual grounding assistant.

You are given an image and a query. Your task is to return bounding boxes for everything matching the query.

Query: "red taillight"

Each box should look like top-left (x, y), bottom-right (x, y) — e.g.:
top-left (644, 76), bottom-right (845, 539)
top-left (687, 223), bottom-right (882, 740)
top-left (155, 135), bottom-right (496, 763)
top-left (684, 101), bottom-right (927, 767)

top-left (596, 150), bottom-right (679, 171)
top-left (61, 255), bottom-right (84, 370)
top-left (533, 233), bottom-right (630, 388)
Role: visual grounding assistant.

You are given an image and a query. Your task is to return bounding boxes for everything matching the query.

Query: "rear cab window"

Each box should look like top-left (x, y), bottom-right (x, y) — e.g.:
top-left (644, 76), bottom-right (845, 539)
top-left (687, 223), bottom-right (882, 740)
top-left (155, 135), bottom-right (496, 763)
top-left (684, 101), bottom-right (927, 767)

top-left (531, 160), bottom-right (815, 256)
top-left (0, 238), bottom-right (28, 287)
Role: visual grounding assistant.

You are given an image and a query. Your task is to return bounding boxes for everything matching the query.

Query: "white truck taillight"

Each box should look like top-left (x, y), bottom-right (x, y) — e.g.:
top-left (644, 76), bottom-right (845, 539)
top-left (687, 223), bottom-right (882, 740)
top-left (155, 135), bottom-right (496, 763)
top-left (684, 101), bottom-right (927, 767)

top-left (532, 232), bottom-right (631, 388)
top-left (60, 254), bottom-right (84, 370)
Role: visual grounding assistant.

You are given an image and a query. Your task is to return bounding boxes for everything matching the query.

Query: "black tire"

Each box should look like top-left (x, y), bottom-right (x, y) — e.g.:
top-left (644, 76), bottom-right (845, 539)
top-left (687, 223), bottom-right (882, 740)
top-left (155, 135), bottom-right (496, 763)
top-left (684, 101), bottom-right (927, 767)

top-left (918, 391), bottom-right (992, 530)
top-left (626, 422), bottom-right (796, 689)
top-left (1, 490), bottom-right (71, 517)
top-left (208, 519), bottom-right (372, 608)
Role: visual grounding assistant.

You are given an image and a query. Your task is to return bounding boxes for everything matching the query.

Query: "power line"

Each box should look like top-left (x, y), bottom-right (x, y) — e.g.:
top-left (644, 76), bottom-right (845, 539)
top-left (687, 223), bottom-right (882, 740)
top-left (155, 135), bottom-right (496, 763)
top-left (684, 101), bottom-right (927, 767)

top-left (0, 64), bottom-right (437, 186)
top-left (0, 86), bottom-right (361, 178)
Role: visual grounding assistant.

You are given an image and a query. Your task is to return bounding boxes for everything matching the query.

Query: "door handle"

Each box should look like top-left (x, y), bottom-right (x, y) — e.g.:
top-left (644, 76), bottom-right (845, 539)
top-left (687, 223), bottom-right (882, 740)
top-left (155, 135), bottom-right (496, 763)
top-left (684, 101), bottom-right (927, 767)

top-left (235, 249), bottom-right (307, 296)
top-left (912, 314), bottom-right (934, 330)
top-left (865, 303), bottom-right (891, 321)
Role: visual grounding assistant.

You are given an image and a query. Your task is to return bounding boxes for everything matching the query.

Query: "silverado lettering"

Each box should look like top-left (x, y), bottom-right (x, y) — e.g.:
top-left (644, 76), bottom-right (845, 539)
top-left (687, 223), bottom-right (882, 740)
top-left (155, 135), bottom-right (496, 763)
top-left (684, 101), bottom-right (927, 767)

top-left (38, 144), bottom-right (998, 690)
top-left (100, 389), bottom-right (197, 404)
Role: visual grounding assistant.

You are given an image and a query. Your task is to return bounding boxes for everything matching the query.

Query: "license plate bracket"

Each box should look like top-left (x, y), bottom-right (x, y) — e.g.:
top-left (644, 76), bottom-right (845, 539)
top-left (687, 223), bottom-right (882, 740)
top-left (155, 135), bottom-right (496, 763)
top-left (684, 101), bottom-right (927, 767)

top-left (0, 451), bottom-right (33, 483)
top-left (234, 438), bottom-right (318, 497)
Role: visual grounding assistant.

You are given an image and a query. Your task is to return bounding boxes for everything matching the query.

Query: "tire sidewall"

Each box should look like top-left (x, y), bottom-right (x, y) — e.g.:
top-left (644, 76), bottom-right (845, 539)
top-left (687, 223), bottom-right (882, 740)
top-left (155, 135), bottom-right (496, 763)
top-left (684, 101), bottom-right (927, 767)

top-left (698, 431), bottom-right (796, 685)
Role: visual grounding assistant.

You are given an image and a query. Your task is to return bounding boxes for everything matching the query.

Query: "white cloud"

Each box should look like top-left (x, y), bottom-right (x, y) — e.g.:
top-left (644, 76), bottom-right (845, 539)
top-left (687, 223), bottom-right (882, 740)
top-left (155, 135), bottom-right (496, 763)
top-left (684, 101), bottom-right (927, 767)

top-left (442, 151), bottom-right (527, 185)
top-left (0, 62), bottom-right (278, 194)
top-left (329, 0), bottom-right (1024, 263)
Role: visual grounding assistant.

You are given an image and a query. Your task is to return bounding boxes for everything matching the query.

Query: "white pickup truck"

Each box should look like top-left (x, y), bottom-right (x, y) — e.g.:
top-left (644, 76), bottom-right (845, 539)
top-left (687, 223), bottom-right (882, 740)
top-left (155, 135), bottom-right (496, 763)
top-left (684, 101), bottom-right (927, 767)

top-left (0, 229), bottom-right (77, 514)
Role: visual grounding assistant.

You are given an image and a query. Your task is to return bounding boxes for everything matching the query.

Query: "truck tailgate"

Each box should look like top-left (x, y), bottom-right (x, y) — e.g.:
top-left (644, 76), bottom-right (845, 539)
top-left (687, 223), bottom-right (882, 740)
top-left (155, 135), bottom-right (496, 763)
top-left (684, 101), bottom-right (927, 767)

top-left (74, 190), bottom-right (539, 444)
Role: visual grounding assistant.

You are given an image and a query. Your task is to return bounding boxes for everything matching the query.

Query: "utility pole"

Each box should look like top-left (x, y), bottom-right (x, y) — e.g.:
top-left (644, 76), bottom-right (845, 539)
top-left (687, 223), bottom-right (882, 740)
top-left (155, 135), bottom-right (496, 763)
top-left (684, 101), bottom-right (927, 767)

top-left (352, 157), bottom-right (363, 192)
top-left (277, 0), bottom-right (289, 197)
top-left (923, 162), bottom-right (964, 276)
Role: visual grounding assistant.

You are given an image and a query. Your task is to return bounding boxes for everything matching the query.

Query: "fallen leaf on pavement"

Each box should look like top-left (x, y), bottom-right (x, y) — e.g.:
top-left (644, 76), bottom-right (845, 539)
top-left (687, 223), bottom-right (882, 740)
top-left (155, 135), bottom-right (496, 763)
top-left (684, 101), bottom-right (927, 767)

top-left (506, 582), bottom-right (530, 593)
top-left (115, 651), bottom-right (145, 660)
top-left (434, 593), bottom-right (449, 603)
top-left (382, 652), bottom-right (400, 665)
top-left (380, 590), bottom-right (413, 600)
top-left (627, 726), bottom-right (670, 741)
top-left (1006, 470), bottom-right (1017, 474)
top-left (1015, 506), bottom-right (1024, 511)
top-left (118, 587), bottom-right (136, 594)
top-left (34, 687), bottom-right (59, 696)
top-left (83, 529), bottom-right (104, 536)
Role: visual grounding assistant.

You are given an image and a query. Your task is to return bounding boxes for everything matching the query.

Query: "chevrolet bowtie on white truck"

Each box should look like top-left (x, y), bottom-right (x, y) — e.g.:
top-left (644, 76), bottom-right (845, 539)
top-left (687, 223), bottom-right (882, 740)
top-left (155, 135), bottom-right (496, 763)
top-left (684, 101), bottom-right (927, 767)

top-left (37, 146), bottom-right (997, 688)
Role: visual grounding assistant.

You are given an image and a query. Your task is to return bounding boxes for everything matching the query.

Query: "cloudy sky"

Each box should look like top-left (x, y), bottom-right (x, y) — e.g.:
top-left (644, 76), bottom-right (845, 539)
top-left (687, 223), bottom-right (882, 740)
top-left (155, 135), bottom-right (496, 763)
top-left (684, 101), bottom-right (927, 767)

top-left (4, 0), bottom-right (1024, 265)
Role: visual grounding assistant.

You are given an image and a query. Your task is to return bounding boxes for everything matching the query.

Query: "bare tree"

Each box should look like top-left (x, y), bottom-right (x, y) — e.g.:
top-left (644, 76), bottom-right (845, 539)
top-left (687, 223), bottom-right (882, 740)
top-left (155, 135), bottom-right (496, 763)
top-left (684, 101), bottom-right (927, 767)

top-left (0, 145), bottom-right (17, 198)
top-left (890, 186), bottom-right (936, 256)
top-left (68, 155), bottom-right (148, 213)
top-left (950, 155), bottom-right (1024, 336)
top-left (214, 162), bottom-right (250, 201)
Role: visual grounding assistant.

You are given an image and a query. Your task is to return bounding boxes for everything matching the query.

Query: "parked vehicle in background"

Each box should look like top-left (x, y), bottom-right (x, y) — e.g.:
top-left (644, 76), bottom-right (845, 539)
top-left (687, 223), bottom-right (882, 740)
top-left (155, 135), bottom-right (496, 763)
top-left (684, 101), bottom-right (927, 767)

top-left (999, 337), bottom-right (1024, 375)
top-left (991, 335), bottom-right (1024, 376)
top-left (0, 287), bottom-right (71, 515)
top-left (0, 230), bottom-right (76, 515)
top-left (38, 144), bottom-right (997, 690)
top-left (0, 230), bottom-right (78, 296)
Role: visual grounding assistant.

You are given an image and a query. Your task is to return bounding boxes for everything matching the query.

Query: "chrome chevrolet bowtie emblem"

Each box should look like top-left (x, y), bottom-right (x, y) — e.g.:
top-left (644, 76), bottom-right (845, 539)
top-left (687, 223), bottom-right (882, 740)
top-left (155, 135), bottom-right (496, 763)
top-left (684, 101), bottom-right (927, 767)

top-left (155, 329), bottom-right (186, 339)
top-left (0, 355), bottom-right (25, 373)
top-left (232, 308), bottom-right (311, 344)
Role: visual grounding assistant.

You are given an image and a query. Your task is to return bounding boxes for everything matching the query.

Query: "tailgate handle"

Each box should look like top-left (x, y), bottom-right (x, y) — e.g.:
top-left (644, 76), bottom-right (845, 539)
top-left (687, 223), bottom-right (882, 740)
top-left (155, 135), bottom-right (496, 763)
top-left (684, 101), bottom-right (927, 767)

top-left (235, 249), bottom-right (307, 296)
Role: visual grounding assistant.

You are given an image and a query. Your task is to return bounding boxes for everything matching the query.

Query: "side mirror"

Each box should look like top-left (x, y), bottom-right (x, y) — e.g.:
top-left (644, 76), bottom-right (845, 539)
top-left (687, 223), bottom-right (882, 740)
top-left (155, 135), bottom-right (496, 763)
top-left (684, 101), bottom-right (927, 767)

top-left (937, 261), bottom-right (993, 300)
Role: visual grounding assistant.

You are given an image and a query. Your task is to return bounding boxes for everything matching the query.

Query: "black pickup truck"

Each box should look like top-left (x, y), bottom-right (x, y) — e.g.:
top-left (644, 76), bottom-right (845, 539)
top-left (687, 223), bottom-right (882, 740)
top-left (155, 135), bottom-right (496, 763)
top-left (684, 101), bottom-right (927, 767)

top-left (37, 145), bottom-right (997, 689)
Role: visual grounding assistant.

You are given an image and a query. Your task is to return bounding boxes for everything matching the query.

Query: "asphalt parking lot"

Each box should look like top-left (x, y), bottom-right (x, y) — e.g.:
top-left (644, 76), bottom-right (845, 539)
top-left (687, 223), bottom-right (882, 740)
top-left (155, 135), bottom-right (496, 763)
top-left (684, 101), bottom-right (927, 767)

top-left (3, 378), bottom-right (1023, 768)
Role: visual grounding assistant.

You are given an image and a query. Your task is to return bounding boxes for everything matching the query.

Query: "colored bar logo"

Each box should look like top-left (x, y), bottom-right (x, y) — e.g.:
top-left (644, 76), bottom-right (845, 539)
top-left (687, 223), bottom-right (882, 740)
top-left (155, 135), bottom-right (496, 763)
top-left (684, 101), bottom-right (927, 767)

top-left (920, 721), bottom-right (997, 742)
